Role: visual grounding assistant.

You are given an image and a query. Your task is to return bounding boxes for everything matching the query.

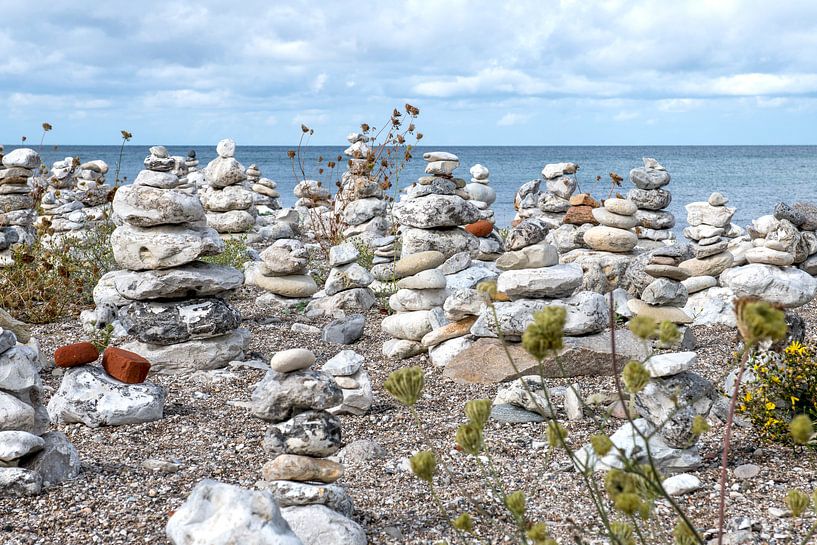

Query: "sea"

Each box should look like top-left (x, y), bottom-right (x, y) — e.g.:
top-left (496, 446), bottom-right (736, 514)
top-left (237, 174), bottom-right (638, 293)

top-left (5, 144), bottom-right (816, 231)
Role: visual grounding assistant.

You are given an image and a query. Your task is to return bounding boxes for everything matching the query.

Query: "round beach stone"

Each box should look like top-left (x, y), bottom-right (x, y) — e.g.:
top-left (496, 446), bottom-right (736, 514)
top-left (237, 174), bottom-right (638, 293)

top-left (464, 218), bottom-right (494, 237)
top-left (396, 269), bottom-right (447, 290)
top-left (270, 349), bottom-right (316, 373)
top-left (262, 454), bottom-right (342, 483)
top-left (708, 192), bottom-right (728, 206)
top-left (541, 162), bottom-right (577, 179)
top-left (745, 247), bottom-right (794, 266)
top-left (393, 251), bottom-right (445, 278)
top-left (245, 265), bottom-right (318, 298)
top-left (583, 226), bottom-right (638, 253)
top-left (603, 198), bottom-right (637, 216)
top-left (389, 288), bottom-right (448, 312)
top-left (2, 148), bottom-right (39, 169)
top-left (628, 188), bottom-right (672, 210)
top-left (681, 275), bottom-right (717, 294)
top-left (678, 252), bottom-right (734, 277)
top-left (381, 310), bottom-right (433, 341)
top-left (592, 208), bottom-right (638, 229)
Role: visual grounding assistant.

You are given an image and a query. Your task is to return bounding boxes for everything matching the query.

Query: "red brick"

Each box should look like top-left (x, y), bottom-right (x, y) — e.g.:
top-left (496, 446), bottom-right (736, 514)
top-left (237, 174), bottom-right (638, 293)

top-left (54, 342), bottom-right (99, 368)
top-left (102, 347), bottom-right (151, 384)
top-left (464, 219), bottom-right (494, 237)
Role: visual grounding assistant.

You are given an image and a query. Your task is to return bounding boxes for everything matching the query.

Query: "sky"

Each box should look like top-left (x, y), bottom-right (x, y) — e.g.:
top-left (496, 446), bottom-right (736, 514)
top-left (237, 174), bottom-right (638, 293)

top-left (2, 0), bottom-right (817, 146)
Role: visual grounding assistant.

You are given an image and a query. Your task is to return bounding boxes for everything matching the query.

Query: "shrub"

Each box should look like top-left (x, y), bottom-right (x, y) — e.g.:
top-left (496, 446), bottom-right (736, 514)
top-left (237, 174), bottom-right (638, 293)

top-left (739, 341), bottom-right (817, 445)
top-left (201, 237), bottom-right (250, 270)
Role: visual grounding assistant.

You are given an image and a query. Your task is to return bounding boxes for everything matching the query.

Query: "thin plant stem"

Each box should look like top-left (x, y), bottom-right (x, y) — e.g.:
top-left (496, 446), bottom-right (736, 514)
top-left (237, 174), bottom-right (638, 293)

top-left (799, 520), bottom-right (817, 545)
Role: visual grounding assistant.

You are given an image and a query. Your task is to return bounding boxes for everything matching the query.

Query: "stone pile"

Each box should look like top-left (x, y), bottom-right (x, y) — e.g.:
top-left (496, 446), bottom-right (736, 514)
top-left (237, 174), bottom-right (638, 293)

top-left (336, 132), bottom-right (389, 239)
top-left (322, 350), bottom-right (372, 416)
top-left (246, 163), bottom-right (282, 215)
top-left (628, 246), bottom-right (692, 324)
top-left (628, 157), bottom-right (676, 246)
top-left (679, 192), bottom-right (736, 279)
top-left (201, 139), bottom-right (256, 238)
top-left (185, 150), bottom-right (199, 173)
top-left (583, 198), bottom-right (639, 254)
top-left (463, 163), bottom-right (503, 260)
top-left (394, 151), bottom-right (480, 258)
top-left (0, 329), bottom-right (80, 496)
top-left (94, 144), bottom-right (249, 373)
top-left (512, 162), bottom-right (578, 229)
top-left (306, 242), bottom-right (374, 318)
top-left (0, 147), bottom-right (39, 266)
top-left (48, 344), bottom-right (165, 427)
top-left (381, 250), bottom-right (449, 359)
top-left (245, 238), bottom-right (319, 308)
top-left (38, 158), bottom-right (114, 247)
top-left (250, 348), bottom-right (366, 543)
top-left (790, 201), bottom-right (817, 275)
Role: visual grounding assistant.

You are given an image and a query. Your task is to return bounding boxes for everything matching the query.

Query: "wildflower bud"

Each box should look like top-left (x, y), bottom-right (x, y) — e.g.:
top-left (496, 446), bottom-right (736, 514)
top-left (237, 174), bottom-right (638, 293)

top-left (735, 298), bottom-right (787, 344)
top-left (658, 320), bottom-right (681, 345)
top-left (610, 521), bottom-right (635, 545)
top-left (456, 422), bottom-right (484, 455)
top-left (526, 522), bottom-right (556, 545)
top-left (452, 513), bottom-right (473, 533)
top-left (546, 421), bottom-right (567, 448)
top-left (613, 492), bottom-right (642, 516)
top-left (476, 280), bottom-right (497, 299)
top-left (383, 367), bottom-right (424, 406)
top-left (504, 490), bottom-right (526, 518)
top-left (409, 450), bottom-right (436, 483)
top-left (789, 414), bottom-right (814, 445)
top-left (691, 415), bottom-right (710, 436)
top-left (464, 399), bottom-right (492, 430)
top-left (628, 315), bottom-right (657, 339)
top-left (786, 489), bottom-right (810, 518)
top-left (672, 519), bottom-right (697, 545)
top-left (622, 360), bottom-right (650, 394)
top-left (522, 307), bottom-right (566, 360)
top-left (590, 434), bottom-right (613, 456)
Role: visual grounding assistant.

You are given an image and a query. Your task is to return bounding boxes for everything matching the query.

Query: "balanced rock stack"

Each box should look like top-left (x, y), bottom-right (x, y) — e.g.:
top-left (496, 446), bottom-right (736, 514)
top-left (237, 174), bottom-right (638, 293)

top-left (185, 150), bottom-right (199, 173)
top-left (381, 250), bottom-right (448, 359)
top-left (102, 145), bottom-right (249, 372)
top-left (583, 198), bottom-right (639, 254)
top-left (245, 238), bottom-right (319, 308)
top-left (787, 202), bottom-right (817, 275)
top-left (251, 348), bottom-right (366, 542)
top-left (246, 163), bottom-right (282, 214)
top-left (464, 164), bottom-right (503, 260)
top-left (336, 132), bottom-right (389, 239)
top-left (201, 139), bottom-right (256, 238)
top-left (0, 329), bottom-right (80, 496)
top-left (717, 203), bottom-right (817, 309)
top-left (628, 158), bottom-right (676, 245)
top-left (49, 344), bottom-right (165, 427)
top-left (627, 246), bottom-right (693, 324)
top-left (679, 192), bottom-right (735, 279)
top-left (39, 158), bottom-right (114, 247)
top-left (294, 179), bottom-right (332, 210)
top-left (322, 350), bottom-right (372, 415)
top-left (307, 243), bottom-right (374, 318)
top-left (394, 151), bottom-right (480, 258)
top-left (538, 162), bottom-right (579, 228)
top-left (0, 147), bottom-right (39, 266)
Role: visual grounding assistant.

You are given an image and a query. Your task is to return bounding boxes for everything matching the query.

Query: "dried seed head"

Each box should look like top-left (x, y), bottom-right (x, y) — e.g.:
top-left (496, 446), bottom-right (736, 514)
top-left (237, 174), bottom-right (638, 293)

top-left (383, 366), bottom-right (424, 406)
top-left (409, 450), bottom-right (436, 483)
top-left (622, 360), bottom-right (650, 394)
top-left (522, 307), bottom-right (566, 360)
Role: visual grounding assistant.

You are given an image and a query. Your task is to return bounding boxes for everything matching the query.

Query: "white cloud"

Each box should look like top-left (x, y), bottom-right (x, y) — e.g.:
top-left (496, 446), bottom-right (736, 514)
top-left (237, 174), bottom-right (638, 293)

top-left (311, 73), bottom-right (328, 93)
top-left (497, 112), bottom-right (531, 126)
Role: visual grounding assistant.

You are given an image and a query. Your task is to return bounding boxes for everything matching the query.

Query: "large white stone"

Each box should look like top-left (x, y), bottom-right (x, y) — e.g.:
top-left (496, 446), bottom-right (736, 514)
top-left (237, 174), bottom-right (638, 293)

top-left (166, 480), bottom-right (302, 545)
top-left (394, 195), bottom-right (480, 229)
top-left (112, 262), bottom-right (244, 300)
top-left (113, 185), bottom-right (205, 227)
top-left (281, 504), bottom-right (366, 545)
top-left (121, 328), bottom-right (250, 373)
top-left (0, 430), bottom-right (44, 462)
top-left (496, 264), bottom-right (583, 300)
top-left (381, 310), bottom-right (433, 340)
top-left (720, 264), bottom-right (817, 308)
top-left (111, 224), bottom-right (224, 270)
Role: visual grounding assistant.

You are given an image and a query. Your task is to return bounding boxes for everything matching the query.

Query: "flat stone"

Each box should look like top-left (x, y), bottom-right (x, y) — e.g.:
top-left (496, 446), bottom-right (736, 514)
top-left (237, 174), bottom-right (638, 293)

top-left (381, 310), bottom-right (432, 341)
top-left (281, 504), bottom-right (366, 545)
top-left (328, 243), bottom-right (359, 267)
top-left (745, 247), bottom-right (794, 266)
top-left (496, 243), bottom-right (558, 271)
top-left (121, 328), bottom-right (250, 374)
top-left (111, 224), bottom-right (224, 271)
top-left (113, 185), bottom-right (204, 227)
top-left (270, 349), bottom-right (315, 373)
top-left (627, 299), bottom-right (692, 324)
top-left (438, 251), bottom-right (471, 275)
top-left (382, 339), bottom-right (424, 360)
top-left (324, 263), bottom-right (373, 296)
top-left (630, 167), bottom-right (670, 190)
top-left (260, 480), bottom-right (353, 517)
top-left (603, 198), bottom-right (637, 216)
top-left (678, 252), bottom-right (734, 277)
top-left (583, 226), bottom-right (638, 253)
top-left (245, 267), bottom-right (318, 298)
top-left (0, 431), bottom-right (44, 462)
top-left (120, 298), bottom-right (241, 345)
top-left (496, 264), bottom-right (583, 299)
top-left (641, 278), bottom-right (688, 306)
top-left (393, 194), bottom-right (480, 229)
top-left (321, 314), bottom-right (365, 345)
top-left (490, 403), bottom-right (546, 423)
top-left (0, 467), bottom-right (42, 496)
top-left (733, 463), bottom-right (761, 480)
top-left (662, 473), bottom-right (702, 496)
top-left (112, 262), bottom-right (244, 300)
top-left (644, 352), bottom-right (697, 377)
top-left (685, 202), bottom-right (736, 228)
top-left (262, 454), bottom-right (342, 483)
top-left (681, 275), bottom-right (718, 294)
top-left (396, 269), bottom-right (446, 290)
top-left (393, 251), bottom-right (445, 278)
top-left (644, 264), bottom-right (690, 281)
top-left (322, 350), bottom-right (364, 376)
top-left (720, 264), bottom-right (817, 308)
top-left (251, 370), bottom-right (342, 423)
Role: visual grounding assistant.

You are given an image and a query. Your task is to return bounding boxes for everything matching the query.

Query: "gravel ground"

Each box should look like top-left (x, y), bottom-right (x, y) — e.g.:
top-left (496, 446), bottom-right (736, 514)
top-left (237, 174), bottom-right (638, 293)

top-left (1, 286), bottom-right (816, 545)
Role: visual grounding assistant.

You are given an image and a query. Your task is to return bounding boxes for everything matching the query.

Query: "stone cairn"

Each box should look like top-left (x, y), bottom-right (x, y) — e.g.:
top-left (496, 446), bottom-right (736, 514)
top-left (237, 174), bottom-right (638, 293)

top-left (628, 157), bottom-right (676, 246)
top-left (583, 197), bottom-right (639, 254)
top-left (201, 139), bottom-right (257, 239)
top-left (293, 179), bottom-right (332, 241)
top-left (245, 238), bottom-right (319, 308)
top-left (512, 162), bottom-right (578, 229)
top-left (250, 348), bottom-right (366, 540)
top-left (336, 132), bottom-right (389, 240)
top-left (394, 151), bottom-right (481, 259)
top-left (38, 158), bottom-right (114, 247)
top-left (679, 192), bottom-right (736, 282)
top-left (463, 163), bottom-right (504, 260)
top-left (0, 327), bottom-right (80, 496)
top-left (305, 242), bottom-right (374, 318)
top-left (0, 147), bottom-right (39, 267)
top-left (322, 349), bottom-right (372, 416)
top-left (94, 145), bottom-right (249, 373)
top-left (48, 344), bottom-right (164, 428)
top-left (246, 163), bottom-right (282, 214)
top-left (627, 245), bottom-right (693, 325)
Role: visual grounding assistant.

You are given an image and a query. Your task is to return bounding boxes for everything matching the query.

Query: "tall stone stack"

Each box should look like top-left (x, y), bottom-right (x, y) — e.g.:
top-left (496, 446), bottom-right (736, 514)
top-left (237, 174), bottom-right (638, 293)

top-left (628, 158), bottom-right (676, 246)
top-left (0, 328), bottom-right (80, 496)
top-left (336, 132), bottom-right (389, 239)
top-left (201, 139), bottom-right (256, 239)
top-left (464, 164), bottom-right (503, 260)
top-left (627, 246), bottom-right (693, 325)
top-left (394, 151), bottom-right (480, 258)
top-left (0, 147), bottom-right (39, 266)
top-left (185, 150), bottom-right (199, 173)
top-left (309, 243), bottom-right (375, 316)
top-left (246, 164), bottom-right (282, 215)
top-left (251, 349), bottom-right (366, 541)
top-left (679, 192), bottom-right (735, 280)
top-left (583, 198), bottom-right (639, 254)
top-left (38, 158), bottom-right (114, 247)
top-left (245, 238), bottom-right (319, 308)
top-left (322, 350), bottom-right (373, 416)
top-left (538, 162), bottom-right (579, 228)
top-left (104, 145), bottom-right (249, 373)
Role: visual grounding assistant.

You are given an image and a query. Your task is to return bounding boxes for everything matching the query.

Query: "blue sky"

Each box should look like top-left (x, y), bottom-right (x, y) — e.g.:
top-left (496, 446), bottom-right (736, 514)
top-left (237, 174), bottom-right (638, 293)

top-left (2, 0), bottom-right (817, 146)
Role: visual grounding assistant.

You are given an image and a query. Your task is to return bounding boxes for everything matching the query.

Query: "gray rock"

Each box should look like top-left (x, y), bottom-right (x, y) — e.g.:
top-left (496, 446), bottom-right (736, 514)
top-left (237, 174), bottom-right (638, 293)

top-left (112, 262), bottom-right (244, 300)
top-left (393, 194), bottom-right (480, 229)
top-left (662, 473), bottom-right (702, 496)
top-left (260, 480), bottom-right (353, 516)
top-left (113, 185), bottom-right (205, 227)
top-left (490, 403), bottom-right (546, 423)
top-left (685, 202), bottom-right (736, 228)
top-left (629, 167), bottom-right (670, 190)
top-left (121, 328), bottom-right (250, 374)
top-left (544, 175), bottom-right (577, 199)
top-left (321, 314), bottom-right (365, 345)
top-left (505, 218), bottom-right (549, 250)
top-left (438, 251), bottom-right (472, 275)
top-left (47, 366), bottom-right (165, 428)
top-left (644, 352), bottom-right (697, 377)
top-left (401, 227), bottom-right (478, 259)
top-left (733, 463), bottom-right (761, 480)
top-left (628, 188), bottom-right (672, 210)
top-left (0, 391), bottom-right (39, 434)
top-left (720, 264), bottom-right (817, 308)
top-left (443, 289), bottom-right (486, 321)
top-left (304, 288), bottom-right (376, 318)
top-left (0, 430), bottom-right (44, 462)
top-left (264, 410), bottom-right (341, 457)
top-left (0, 467), bottom-right (42, 496)
top-left (334, 439), bottom-right (386, 464)
top-left (793, 201), bottom-right (817, 231)
top-left (281, 504), bottom-right (366, 545)
top-left (21, 431), bottom-right (80, 487)
top-left (496, 264), bottom-right (583, 300)
top-left (328, 244), bottom-right (359, 267)
top-left (251, 370), bottom-right (343, 423)
top-left (773, 202), bottom-right (805, 227)
top-left (641, 278), bottom-right (688, 306)
top-left (322, 351), bottom-right (364, 376)
top-left (166, 479), bottom-right (302, 545)
top-left (111, 224), bottom-right (224, 271)
top-left (2, 148), bottom-right (40, 169)
top-left (444, 263), bottom-right (498, 290)
top-left (636, 371), bottom-right (714, 448)
top-left (120, 298), bottom-right (241, 345)
top-left (0, 345), bottom-right (41, 393)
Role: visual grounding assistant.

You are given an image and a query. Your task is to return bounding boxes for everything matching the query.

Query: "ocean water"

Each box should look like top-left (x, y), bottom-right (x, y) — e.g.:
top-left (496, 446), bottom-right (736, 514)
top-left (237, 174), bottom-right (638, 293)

top-left (6, 144), bottom-right (817, 230)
